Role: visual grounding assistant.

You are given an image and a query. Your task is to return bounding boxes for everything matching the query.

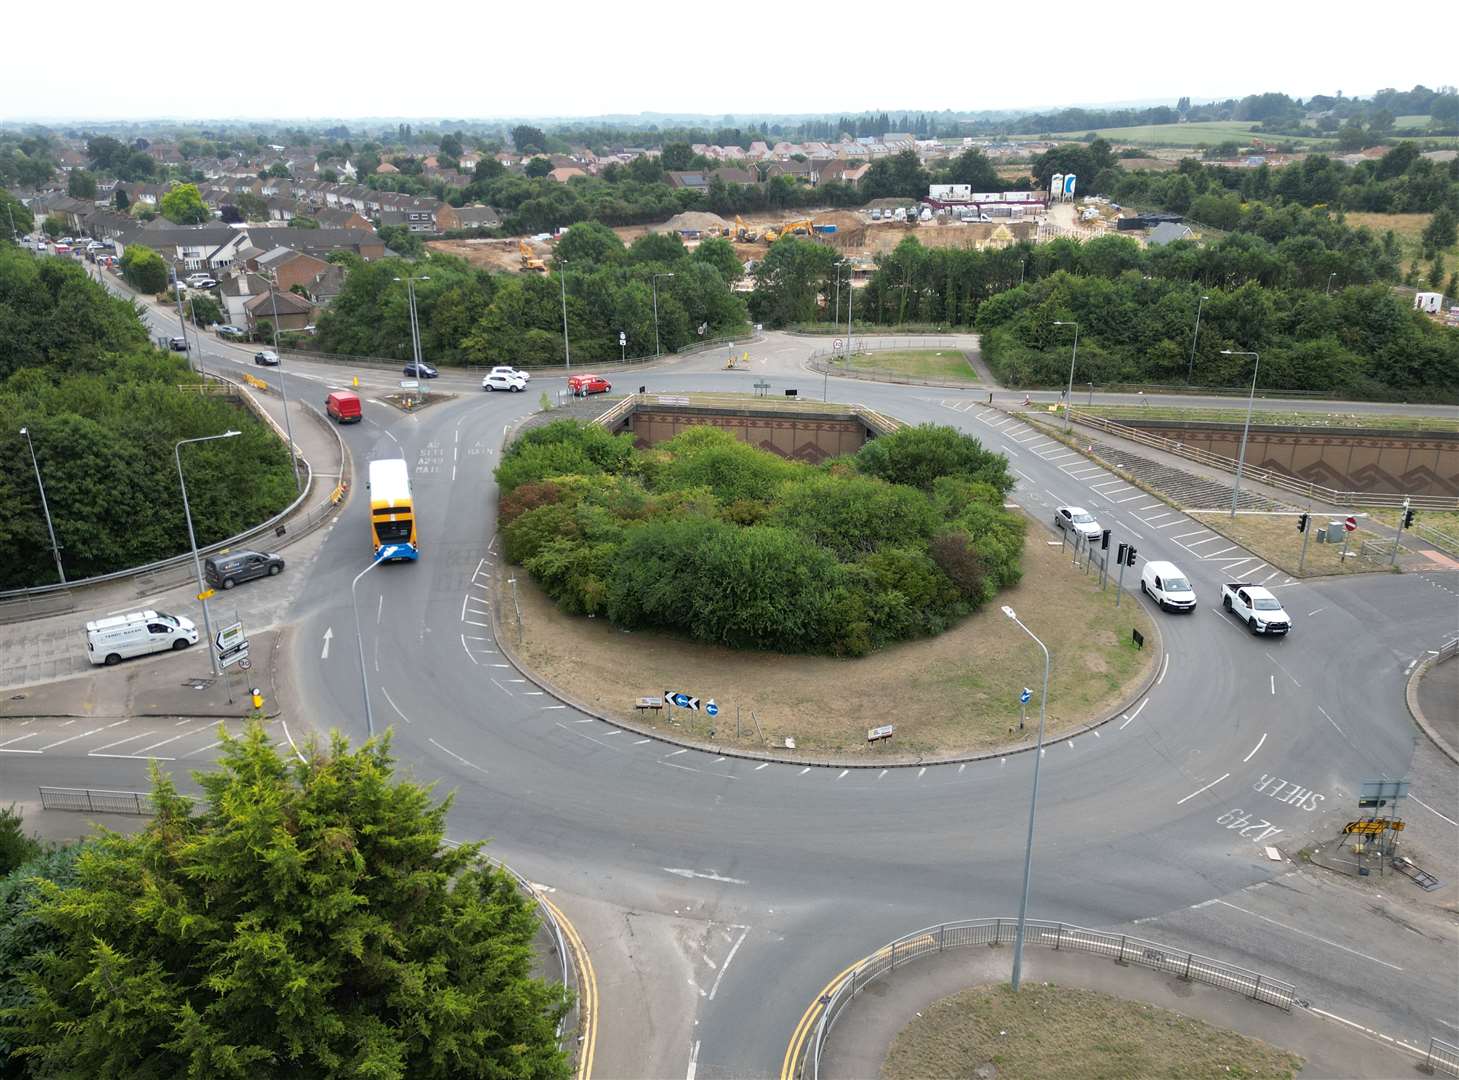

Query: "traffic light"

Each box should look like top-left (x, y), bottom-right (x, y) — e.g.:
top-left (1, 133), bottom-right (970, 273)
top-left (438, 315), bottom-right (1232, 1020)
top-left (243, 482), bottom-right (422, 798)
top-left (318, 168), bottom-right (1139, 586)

top-left (1100, 529), bottom-right (1111, 550)
top-left (1297, 512), bottom-right (1309, 534)
top-left (1125, 545), bottom-right (1138, 567)
top-left (1402, 508), bottom-right (1416, 530)
top-left (1116, 542), bottom-right (1128, 564)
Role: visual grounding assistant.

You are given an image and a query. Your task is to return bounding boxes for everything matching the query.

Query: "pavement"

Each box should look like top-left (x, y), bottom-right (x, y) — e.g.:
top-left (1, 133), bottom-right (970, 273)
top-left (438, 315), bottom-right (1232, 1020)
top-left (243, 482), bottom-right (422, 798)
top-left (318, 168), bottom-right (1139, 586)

top-left (813, 945), bottom-right (1423, 1080)
top-left (1416, 652), bottom-right (1458, 755)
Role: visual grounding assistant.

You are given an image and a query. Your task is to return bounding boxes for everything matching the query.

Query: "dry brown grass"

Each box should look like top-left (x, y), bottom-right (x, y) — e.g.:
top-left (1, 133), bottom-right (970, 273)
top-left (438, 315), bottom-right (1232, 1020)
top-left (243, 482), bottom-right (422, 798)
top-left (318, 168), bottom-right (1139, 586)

top-left (1189, 511), bottom-right (1393, 578)
top-left (881, 983), bottom-right (1302, 1080)
top-left (506, 524), bottom-right (1157, 757)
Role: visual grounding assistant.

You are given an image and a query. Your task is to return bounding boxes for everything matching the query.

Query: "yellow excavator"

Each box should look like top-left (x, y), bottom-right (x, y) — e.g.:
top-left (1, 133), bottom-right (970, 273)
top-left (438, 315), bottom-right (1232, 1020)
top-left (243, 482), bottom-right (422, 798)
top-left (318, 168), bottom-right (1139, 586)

top-left (518, 240), bottom-right (547, 273)
top-left (764, 219), bottom-right (815, 243)
top-left (734, 215), bottom-right (759, 242)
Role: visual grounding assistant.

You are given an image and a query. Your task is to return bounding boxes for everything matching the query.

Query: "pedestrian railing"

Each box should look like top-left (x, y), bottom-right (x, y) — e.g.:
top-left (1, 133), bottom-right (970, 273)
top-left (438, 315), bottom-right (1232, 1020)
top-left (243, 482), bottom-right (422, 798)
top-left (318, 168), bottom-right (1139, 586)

top-left (1425, 1036), bottom-right (1459, 1076)
top-left (799, 917), bottom-right (1296, 1080)
top-left (1058, 408), bottom-right (1459, 511)
top-left (38, 786), bottom-right (193, 815)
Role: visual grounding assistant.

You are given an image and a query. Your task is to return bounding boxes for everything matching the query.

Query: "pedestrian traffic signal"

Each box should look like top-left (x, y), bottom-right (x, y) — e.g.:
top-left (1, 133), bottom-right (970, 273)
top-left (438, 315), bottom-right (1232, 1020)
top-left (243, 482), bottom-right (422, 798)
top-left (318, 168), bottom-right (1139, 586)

top-left (1125, 545), bottom-right (1138, 567)
top-left (1116, 542), bottom-right (1128, 564)
top-left (1297, 512), bottom-right (1309, 534)
top-left (1402, 508), bottom-right (1416, 530)
top-left (1100, 529), bottom-right (1111, 550)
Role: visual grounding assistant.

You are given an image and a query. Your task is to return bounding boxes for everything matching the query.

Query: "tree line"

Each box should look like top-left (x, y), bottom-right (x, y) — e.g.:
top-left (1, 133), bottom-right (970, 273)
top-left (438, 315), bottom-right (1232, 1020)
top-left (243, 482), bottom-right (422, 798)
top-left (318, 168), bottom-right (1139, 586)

top-left (496, 422), bottom-right (1022, 657)
top-left (0, 236), bottom-right (296, 588)
top-left (316, 223), bottom-right (748, 367)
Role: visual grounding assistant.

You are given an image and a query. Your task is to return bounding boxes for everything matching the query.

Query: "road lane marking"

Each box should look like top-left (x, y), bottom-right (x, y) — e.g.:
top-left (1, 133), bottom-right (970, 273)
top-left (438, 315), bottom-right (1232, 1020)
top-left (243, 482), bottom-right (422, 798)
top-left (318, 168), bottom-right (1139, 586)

top-left (1210, 900), bottom-right (1402, 971)
top-left (798, 767), bottom-right (811, 775)
top-left (1317, 705), bottom-right (1344, 737)
top-left (428, 738), bottom-right (487, 774)
top-left (1158, 653), bottom-right (1170, 685)
top-left (708, 925), bottom-right (750, 1001)
top-left (541, 894), bottom-right (596, 1080)
top-left (39, 726), bottom-right (106, 750)
top-left (1242, 733), bottom-right (1268, 762)
top-left (1270, 674), bottom-right (1276, 695)
top-left (836, 769), bottom-right (848, 779)
top-left (1409, 795), bottom-right (1458, 828)
top-left (667, 748), bottom-right (688, 756)
top-left (755, 762), bottom-right (770, 770)
top-left (1176, 772), bottom-right (1230, 805)
top-left (381, 686), bottom-right (413, 725)
top-left (1172, 529), bottom-right (1208, 541)
top-left (1118, 699), bottom-right (1148, 730)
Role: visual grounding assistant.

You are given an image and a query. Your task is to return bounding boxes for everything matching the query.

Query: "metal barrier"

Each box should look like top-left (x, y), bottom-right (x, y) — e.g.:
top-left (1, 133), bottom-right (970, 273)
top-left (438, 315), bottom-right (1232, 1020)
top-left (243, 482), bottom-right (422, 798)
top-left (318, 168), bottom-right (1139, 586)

top-left (802, 917), bottom-right (1297, 1079)
top-left (38, 786), bottom-right (187, 814)
top-left (807, 337), bottom-right (960, 362)
top-left (1061, 408), bottom-right (1459, 511)
top-left (1425, 1036), bottom-right (1459, 1076)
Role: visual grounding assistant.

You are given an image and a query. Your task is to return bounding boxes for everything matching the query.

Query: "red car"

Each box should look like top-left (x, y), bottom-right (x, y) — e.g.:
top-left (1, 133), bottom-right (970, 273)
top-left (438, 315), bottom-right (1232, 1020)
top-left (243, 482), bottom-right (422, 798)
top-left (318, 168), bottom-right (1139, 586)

top-left (568, 373), bottom-right (612, 396)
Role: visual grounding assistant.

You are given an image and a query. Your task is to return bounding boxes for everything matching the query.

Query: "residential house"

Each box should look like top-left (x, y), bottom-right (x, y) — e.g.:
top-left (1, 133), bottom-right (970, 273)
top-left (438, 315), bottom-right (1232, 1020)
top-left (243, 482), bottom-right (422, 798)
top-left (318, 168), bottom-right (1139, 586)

top-left (446, 205), bottom-right (502, 230)
top-left (307, 264), bottom-right (345, 306)
top-left (244, 288), bottom-right (314, 333)
top-left (313, 206), bottom-right (374, 230)
top-left (1147, 221), bottom-right (1195, 246)
top-left (257, 247), bottom-right (331, 294)
top-left (219, 270), bottom-right (270, 326)
top-left (548, 167), bottom-right (588, 183)
top-left (379, 206), bottom-right (438, 234)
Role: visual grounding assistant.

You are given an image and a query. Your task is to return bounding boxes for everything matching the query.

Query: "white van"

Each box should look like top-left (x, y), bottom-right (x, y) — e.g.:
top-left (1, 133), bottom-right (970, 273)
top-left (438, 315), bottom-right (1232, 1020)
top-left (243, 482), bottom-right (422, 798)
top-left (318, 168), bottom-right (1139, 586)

top-left (1140, 561), bottom-right (1197, 612)
top-left (85, 610), bottom-right (198, 666)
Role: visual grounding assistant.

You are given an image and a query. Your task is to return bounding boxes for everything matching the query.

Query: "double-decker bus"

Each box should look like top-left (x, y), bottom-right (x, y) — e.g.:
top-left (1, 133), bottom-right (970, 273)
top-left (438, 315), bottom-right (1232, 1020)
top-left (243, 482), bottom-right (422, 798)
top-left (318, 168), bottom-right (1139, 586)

top-left (367, 458), bottom-right (418, 560)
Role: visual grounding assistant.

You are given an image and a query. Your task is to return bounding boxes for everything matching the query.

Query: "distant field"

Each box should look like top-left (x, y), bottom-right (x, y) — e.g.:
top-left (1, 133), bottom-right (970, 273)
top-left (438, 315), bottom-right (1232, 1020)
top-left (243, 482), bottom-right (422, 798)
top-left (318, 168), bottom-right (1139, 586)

top-left (1343, 211), bottom-right (1459, 280)
top-left (1043, 121), bottom-right (1333, 147)
top-left (1394, 114), bottom-right (1432, 129)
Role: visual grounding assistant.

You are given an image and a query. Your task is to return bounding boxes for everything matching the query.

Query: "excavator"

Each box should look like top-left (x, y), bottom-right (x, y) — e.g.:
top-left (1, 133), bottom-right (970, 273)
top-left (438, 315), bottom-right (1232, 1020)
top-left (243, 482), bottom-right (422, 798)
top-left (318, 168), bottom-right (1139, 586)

top-left (763, 219), bottom-right (815, 243)
top-left (518, 240), bottom-right (547, 273)
top-left (734, 215), bottom-right (759, 242)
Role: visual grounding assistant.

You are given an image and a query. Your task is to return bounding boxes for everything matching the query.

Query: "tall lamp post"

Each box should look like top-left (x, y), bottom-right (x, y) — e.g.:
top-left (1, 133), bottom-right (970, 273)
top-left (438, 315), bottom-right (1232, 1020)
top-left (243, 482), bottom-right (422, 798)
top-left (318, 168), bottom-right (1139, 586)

top-left (1221, 350), bottom-right (1260, 519)
top-left (393, 273), bottom-right (431, 378)
top-left (833, 259), bottom-right (846, 327)
top-left (264, 270), bottom-right (302, 492)
top-left (350, 554), bottom-right (387, 738)
top-left (845, 262), bottom-right (855, 358)
top-left (19, 427), bottom-right (65, 584)
top-left (1326, 272), bottom-right (1337, 296)
top-left (170, 267), bottom-right (196, 374)
top-left (651, 272), bottom-right (675, 358)
top-left (1001, 604), bottom-right (1051, 993)
top-left (1187, 294), bottom-right (1209, 385)
top-left (1053, 320), bottom-right (1079, 433)
top-left (177, 431), bottom-right (241, 676)
top-left (558, 261), bottom-right (571, 369)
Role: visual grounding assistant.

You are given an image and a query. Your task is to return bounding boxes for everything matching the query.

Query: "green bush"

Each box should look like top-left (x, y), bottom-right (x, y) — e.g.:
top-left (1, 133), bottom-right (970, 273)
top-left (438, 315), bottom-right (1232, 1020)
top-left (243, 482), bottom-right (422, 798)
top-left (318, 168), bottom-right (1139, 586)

top-left (498, 419), bottom-right (1023, 655)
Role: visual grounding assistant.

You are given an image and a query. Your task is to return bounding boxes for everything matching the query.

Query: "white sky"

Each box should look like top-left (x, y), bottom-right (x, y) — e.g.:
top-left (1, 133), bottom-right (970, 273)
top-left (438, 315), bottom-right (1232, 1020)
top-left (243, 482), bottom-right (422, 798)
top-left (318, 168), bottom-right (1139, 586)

top-left (4, 0), bottom-right (1452, 123)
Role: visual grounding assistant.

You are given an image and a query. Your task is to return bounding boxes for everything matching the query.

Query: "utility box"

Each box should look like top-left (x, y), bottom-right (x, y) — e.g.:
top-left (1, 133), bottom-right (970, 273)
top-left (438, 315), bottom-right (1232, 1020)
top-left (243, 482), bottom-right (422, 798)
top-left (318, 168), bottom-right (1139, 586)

top-left (1315, 528), bottom-right (1327, 543)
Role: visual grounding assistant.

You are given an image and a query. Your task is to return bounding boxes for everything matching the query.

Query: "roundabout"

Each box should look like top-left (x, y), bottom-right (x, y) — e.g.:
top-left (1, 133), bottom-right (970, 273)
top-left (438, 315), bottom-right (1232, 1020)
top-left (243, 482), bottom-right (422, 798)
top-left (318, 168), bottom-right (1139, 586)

top-left (25, 287), bottom-right (1459, 1078)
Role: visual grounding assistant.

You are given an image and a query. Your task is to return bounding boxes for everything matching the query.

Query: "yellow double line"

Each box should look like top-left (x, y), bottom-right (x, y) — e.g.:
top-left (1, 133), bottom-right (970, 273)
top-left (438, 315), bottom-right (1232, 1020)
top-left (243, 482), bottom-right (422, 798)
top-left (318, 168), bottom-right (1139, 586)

top-left (542, 894), bottom-right (597, 1080)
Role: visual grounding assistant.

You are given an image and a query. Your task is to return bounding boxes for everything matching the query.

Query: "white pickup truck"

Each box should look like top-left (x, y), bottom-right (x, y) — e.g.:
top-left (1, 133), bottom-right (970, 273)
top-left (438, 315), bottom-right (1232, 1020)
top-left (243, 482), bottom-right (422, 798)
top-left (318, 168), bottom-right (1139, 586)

top-left (1221, 582), bottom-right (1291, 636)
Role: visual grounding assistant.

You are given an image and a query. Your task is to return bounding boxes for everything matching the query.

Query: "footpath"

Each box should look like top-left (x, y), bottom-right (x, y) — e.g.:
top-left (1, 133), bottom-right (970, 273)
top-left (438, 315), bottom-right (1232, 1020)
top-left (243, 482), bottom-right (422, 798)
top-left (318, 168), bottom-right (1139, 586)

top-left (814, 946), bottom-right (1422, 1079)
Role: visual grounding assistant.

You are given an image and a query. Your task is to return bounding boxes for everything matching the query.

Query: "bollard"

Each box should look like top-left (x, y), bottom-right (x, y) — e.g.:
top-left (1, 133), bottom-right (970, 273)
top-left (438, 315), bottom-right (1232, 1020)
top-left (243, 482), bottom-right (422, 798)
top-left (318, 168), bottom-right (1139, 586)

top-left (250, 688), bottom-right (264, 710)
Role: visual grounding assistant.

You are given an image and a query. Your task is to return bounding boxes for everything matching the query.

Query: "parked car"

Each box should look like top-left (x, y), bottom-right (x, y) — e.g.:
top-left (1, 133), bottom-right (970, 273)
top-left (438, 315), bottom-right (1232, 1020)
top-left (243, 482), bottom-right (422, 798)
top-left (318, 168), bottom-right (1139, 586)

top-left (216, 325), bottom-right (247, 340)
top-left (326, 390), bottom-right (362, 423)
top-left (1053, 505), bottom-right (1101, 541)
top-left (168, 336), bottom-right (189, 351)
top-left (1140, 560), bottom-right (1196, 612)
top-left (870, 208), bottom-right (882, 220)
top-left (85, 610), bottom-right (197, 666)
top-left (189, 277), bottom-right (218, 290)
top-left (254, 350), bottom-right (280, 366)
top-left (184, 272), bottom-right (213, 287)
top-left (53, 243), bottom-right (70, 254)
top-left (204, 549), bottom-right (285, 590)
top-left (567, 373), bottom-right (612, 396)
top-left (482, 372), bottom-right (526, 392)
top-left (403, 361), bottom-right (438, 378)
top-left (489, 365), bottom-right (530, 383)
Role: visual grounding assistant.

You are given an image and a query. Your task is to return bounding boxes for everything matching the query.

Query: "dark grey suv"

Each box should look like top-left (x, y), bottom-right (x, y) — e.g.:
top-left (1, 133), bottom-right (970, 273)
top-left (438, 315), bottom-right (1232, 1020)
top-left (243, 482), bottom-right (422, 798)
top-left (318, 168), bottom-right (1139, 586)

top-left (204, 550), bottom-right (285, 590)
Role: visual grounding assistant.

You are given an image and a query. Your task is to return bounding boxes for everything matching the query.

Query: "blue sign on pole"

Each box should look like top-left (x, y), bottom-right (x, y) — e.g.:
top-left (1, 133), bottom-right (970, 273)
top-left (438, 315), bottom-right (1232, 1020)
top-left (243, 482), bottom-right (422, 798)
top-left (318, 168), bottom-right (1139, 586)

top-left (705, 699), bottom-right (719, 718)
top-left (664, 690), bottom-right (701, 712)
top-left (1019, 687), bottom-right (1033, 704)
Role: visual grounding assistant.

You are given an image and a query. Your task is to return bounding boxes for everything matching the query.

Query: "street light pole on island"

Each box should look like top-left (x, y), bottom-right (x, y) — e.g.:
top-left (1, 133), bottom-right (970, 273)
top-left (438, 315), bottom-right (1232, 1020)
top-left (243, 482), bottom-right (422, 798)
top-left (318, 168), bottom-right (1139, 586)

top-left (1001, 604), bottom-right (1051, 992)
top-left (176, 431), bottom-right (241, 677)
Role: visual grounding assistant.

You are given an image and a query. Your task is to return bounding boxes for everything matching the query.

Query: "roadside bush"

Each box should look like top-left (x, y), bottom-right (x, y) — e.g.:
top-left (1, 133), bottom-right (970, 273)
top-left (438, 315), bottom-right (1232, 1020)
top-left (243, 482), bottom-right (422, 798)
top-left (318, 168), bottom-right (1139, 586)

top-left (498, 420), bottom-right (1023, 655)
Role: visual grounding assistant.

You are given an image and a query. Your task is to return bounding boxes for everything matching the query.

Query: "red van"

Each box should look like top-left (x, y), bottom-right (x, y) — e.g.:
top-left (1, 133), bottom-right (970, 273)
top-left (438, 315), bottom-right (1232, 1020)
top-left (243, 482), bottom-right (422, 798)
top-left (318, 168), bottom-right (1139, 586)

top-left (567, 373), bottom-right (612, 396)
top-left (326, 391), bottom-right (362, 423)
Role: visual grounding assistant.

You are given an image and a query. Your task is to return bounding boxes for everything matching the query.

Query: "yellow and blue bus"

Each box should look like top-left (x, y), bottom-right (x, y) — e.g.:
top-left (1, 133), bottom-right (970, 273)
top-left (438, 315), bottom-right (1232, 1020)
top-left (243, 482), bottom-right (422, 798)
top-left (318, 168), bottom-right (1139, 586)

top-left (368, 458), bottom-right (418, 561)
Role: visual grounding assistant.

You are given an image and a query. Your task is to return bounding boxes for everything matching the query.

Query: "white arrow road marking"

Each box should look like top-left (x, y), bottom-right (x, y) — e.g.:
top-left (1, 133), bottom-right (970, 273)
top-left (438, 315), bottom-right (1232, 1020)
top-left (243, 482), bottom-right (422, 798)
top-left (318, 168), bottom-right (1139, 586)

top-left (662, 868), bottom-right (748, 885)
top-left (321, 627), bottom-right (333, 659)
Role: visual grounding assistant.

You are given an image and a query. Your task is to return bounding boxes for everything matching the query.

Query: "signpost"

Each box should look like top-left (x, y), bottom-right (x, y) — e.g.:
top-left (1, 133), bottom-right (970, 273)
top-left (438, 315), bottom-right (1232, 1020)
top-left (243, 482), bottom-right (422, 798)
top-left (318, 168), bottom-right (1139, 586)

top-left (619, 331), bottom-right (626, 362)
top-left (1339, 514), bottom-right (1357, 562)
top-left (705, 699), bottom-right (719, 718)
top-left (868, 723), bottom-right (894, 743)
top-left (1354, 779), bottom-right (1410, 875)
top-left (1019, 687), bottom-right (1032, 731)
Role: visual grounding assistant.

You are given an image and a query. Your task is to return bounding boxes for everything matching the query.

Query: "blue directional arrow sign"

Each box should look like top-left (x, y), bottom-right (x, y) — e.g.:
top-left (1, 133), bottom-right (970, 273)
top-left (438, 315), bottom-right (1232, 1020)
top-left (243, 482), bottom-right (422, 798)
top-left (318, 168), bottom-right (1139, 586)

top-left (1020, 687), bottom-right (1033, 704)
top-left (664, 690), bottom-right (701, 711)
top-left (705, 699), bottom-right (719, 718)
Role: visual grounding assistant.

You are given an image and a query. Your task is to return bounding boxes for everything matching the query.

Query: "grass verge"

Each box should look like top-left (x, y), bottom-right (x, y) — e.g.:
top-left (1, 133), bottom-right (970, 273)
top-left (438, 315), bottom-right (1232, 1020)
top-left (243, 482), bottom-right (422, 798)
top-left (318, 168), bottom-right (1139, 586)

top-left (881, 983), bottom-right (1303, 1080)
top-left (509, 520), bottom-right (1156, 757)
top-left (846, 349), bottom-right (980, 382)
top-left (1080, 404), bottom-right (1458, 434)
top-left (1189, 511), bottom-right (1393, 577)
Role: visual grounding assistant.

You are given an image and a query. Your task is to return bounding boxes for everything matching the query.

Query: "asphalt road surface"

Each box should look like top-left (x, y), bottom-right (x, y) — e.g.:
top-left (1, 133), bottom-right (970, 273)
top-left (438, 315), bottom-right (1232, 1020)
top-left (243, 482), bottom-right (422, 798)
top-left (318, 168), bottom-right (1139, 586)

top-left (31, 263), bottom-right (1459, 1078)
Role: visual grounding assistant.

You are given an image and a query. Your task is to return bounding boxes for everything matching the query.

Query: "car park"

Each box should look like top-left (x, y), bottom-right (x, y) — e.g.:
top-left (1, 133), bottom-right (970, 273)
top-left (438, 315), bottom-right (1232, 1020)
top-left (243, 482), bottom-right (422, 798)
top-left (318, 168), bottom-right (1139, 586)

top-left (403, 361), bottom-right (438, 378)
top-left (489, 365), bottom-right (530, 383)
top-left (1053, 505), bottom-right (1102, 541)
top-left (204, 549), bottom-right (285, 590)
top-left (567, 373), bottom-right (612, 396)
top-left (254, 350), bottom-right (280, 365)
top-left (482, 372), bottom-right (526, 392)
top-left (1140, 560), bottom-right (1196, 612)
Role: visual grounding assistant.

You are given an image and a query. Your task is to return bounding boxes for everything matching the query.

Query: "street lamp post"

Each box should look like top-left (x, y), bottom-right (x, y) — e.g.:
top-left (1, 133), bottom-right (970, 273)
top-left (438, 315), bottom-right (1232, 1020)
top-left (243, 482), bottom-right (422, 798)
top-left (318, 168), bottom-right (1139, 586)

top-left (1187, 294), bottom-right (1209, 385)
top-left (559, 261), bottom-right (571, 369)
top-left (19, 427), bottom-right (65, 583)
top-left (1221, 350), bottom-right (1261, 519)
top-left (350, 555), bottom-right (385, 738)
top-left (845, 263), bottom-right (854, 358)
top-left (833, 259), bottom-right (845, 327)
top-left (1053, 320), bottom-right (1079, 433)
top-left (264, 271), bottom-right (302, 493)
top-left (1001, 604), bottom-right (1051, 993)
top-left (170, 267), bottom-right (196, 374)
top-left (176, 431), bottom-right (241, 676)
top-left (393, 273), bottom-right (431, 400)
top-left (652, 272), bottom-right (675, 358)
top-left (1326, 272), bottom-right (1337, 296)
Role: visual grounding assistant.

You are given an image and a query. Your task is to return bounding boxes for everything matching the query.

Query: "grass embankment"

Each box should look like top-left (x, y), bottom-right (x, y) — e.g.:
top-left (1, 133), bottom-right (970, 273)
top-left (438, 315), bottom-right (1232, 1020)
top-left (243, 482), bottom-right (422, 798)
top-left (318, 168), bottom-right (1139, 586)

top-left (511, 523), bottom-right (1155, 756)
top-left (1080, 404), bottom-right (1459, 433)
top-left (845, 349), bottom-right (980, 382)
top-left (1342, 211), bottom-right (1459, 292)
top-left (1190, 511), bottom-right (1391, 578)
top-left (881, 983), bottom-right (1303, 1080)
top-left (1045, 121), bottom-right (1331, 147)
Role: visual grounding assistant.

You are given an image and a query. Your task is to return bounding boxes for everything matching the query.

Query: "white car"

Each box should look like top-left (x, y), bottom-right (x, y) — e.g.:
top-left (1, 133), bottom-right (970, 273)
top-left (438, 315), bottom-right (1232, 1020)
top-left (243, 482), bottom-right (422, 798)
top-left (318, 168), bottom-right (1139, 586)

top-left (482, 372), bottom-right (526, 392)
top-left (488, 365), bottom-right (530, 383)
top-left (1054, 505), bottom-right (1102, 541)
top-left (1140, 560), bottom-right (1196, 612)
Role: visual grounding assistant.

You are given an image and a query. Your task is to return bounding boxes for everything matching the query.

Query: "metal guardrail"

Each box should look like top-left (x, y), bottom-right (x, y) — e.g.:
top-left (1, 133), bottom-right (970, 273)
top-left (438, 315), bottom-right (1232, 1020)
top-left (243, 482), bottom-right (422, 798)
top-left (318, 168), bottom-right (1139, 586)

top-left (802, 917), bottom-right (1296, 1079)
top-left (806, 337), bottom-right (960, 362)
top-left (1062, 408), bottom-right (1459, 511)
top-left (1426, 1036), bottom-right (1459, 1076)
top-left (1414, 522), bottom-right (1459, 557)
top-left (38, 786), bottom-right (191, 814)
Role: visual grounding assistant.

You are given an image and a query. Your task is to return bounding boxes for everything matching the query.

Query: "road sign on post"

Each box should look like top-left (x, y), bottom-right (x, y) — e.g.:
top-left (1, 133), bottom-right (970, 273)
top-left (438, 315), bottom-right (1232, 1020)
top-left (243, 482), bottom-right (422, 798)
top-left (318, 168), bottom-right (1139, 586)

top-left (705, 699), bottom-right (719, 718)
